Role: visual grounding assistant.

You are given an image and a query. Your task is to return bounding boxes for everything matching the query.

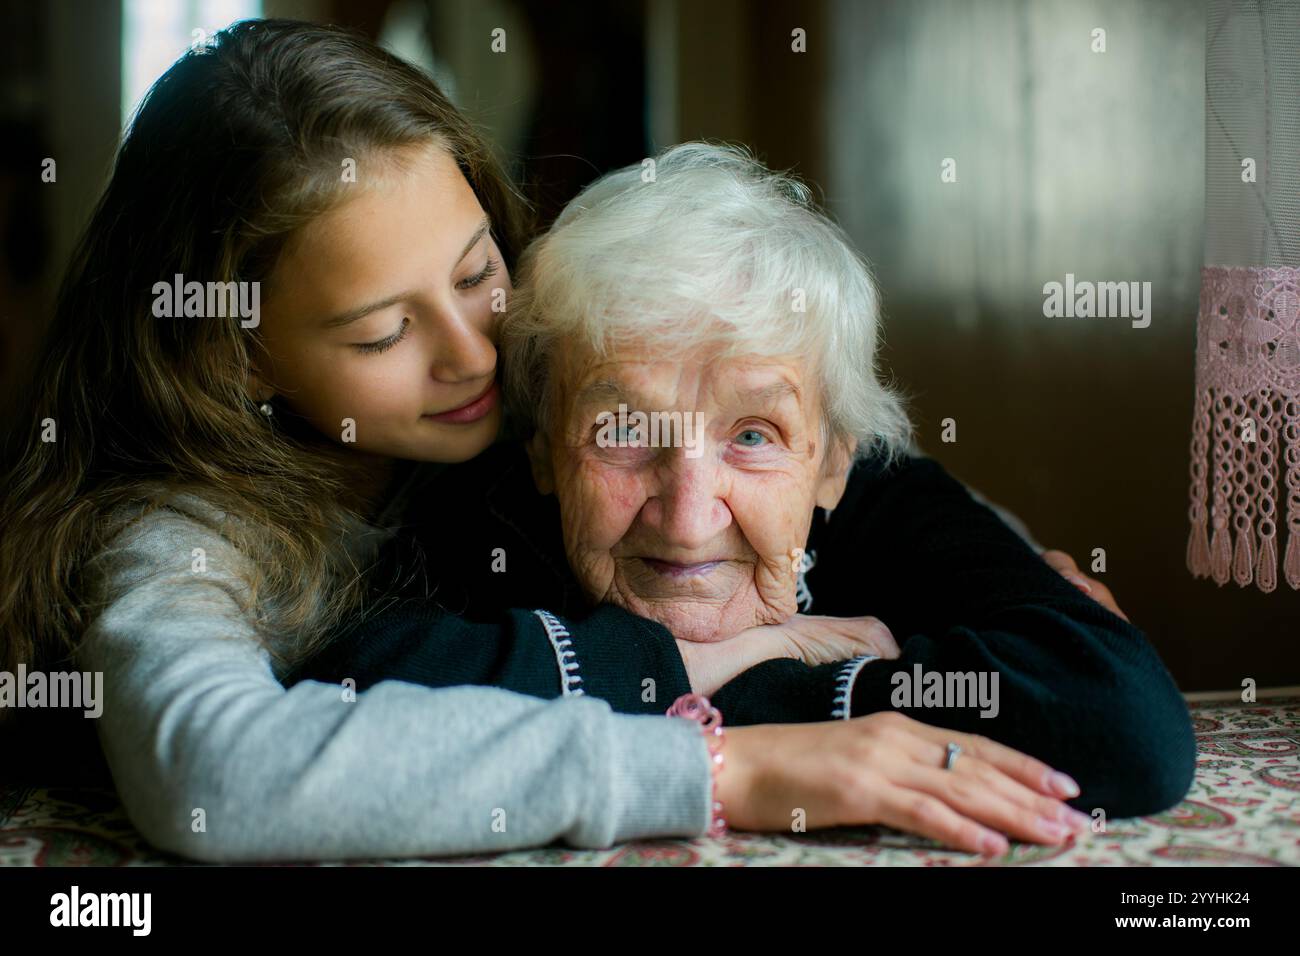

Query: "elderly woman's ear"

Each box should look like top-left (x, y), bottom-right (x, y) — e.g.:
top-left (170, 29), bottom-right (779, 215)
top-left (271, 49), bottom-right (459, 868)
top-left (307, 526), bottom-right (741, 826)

top-left (527, 430), bottom-right (556, 495)
top-left (815, 437), bottom-right (859, 511)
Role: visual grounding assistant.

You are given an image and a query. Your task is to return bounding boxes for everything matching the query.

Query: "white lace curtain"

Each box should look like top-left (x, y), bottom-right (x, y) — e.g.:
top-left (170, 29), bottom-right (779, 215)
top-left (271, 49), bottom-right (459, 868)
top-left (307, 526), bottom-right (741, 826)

top-left (1187, 0), bottom-right (1300, 591)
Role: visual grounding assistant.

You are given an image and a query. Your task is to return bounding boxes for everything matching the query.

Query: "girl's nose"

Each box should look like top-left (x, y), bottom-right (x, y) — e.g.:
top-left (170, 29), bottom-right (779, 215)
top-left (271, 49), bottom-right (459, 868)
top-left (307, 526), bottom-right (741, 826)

top-left (428, 305), bottom-right (497, 384)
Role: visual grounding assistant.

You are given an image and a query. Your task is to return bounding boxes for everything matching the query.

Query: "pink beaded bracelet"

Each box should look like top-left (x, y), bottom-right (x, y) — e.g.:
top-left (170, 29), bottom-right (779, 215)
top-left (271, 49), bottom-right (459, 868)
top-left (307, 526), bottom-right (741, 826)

top-left (666, 692), bottom-right (727, 837)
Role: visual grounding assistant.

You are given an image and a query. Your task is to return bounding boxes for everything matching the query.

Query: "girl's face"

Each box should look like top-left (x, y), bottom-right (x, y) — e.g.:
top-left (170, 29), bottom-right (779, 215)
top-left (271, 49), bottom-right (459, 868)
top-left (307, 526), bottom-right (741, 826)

top-left (251, 142), bottom-right (509, 464)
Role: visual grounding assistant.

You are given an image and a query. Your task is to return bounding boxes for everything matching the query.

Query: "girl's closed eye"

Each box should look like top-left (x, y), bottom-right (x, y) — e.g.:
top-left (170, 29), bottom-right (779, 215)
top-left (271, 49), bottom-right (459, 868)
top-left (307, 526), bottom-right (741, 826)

top-left (354, 316), bottom-right (410, 354)
top-left (352, 252), bottom-right (499, 355)
top-left (456, 255), bottom-right (499, 290)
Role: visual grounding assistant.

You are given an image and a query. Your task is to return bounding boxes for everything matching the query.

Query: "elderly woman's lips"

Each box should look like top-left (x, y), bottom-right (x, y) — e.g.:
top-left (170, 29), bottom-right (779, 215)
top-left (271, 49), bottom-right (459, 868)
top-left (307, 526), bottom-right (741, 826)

top-left (641, 558), bottom-right (723, 577)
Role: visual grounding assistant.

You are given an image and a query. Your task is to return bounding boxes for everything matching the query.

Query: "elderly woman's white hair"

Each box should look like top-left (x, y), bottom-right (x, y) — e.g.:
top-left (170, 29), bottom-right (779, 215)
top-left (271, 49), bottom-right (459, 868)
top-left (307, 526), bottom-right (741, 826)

top-left (502, 141), bottom-right (918, 467)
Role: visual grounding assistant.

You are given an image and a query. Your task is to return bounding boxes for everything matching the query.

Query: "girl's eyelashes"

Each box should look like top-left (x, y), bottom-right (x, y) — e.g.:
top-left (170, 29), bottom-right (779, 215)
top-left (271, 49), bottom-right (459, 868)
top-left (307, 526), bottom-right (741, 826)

top-left (349, 253), bottom-right (498, 355)
top-left (456, 255), bottom-right (499, 291)
top-left (354, 316), bottom-right (410, 355)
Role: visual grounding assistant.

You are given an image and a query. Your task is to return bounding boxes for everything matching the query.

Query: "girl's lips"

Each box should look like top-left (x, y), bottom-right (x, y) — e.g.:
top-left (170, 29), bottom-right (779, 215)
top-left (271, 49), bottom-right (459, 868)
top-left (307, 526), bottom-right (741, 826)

top-left (423, 381), bottom-right (499, 424)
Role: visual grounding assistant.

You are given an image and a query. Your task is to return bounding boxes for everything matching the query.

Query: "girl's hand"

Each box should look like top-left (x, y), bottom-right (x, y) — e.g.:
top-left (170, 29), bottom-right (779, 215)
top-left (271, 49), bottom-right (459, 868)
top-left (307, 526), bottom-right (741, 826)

top-left (678, 615), bottom-right (899, 697)
top-left (718, 712), bottom-right (1090, 857)
top-left (1040, 549), bottom-right (1129, 622)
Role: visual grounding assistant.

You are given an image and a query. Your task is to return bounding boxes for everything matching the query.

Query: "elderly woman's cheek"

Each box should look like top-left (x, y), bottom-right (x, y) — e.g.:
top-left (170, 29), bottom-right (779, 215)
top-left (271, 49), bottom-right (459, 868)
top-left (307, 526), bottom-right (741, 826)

top-left (568, 467), bottom-right (650, 604)
top-left (732, 490), bottom-right (811, 611)
top-left (581, 464), bottom-right (647, 530)
top-left (735, 478), bottom-right (811, 551)
top-left (559, 464), bottom-right (648, 583)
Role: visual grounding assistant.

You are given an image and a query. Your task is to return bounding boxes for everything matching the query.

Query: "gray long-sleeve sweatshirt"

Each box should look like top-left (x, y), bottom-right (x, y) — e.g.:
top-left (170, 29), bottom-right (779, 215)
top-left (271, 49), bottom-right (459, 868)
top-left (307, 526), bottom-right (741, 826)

top-left (73, 497), bottom-right (713, 862)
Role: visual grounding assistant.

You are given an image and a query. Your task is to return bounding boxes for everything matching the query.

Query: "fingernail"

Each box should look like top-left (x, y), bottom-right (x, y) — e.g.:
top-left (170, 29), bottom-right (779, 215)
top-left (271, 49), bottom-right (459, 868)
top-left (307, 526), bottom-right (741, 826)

top-left (1049, 771), bottom-right (1081, 798)
top-left (1058, 806), bottom-right (1091, 829)
top-left (1063, 573), bottom-right (1093, 594)
top-left (980, 833), bottom-right (1008, 857)
top-left (1038, 817), bottom-right (1070, 840)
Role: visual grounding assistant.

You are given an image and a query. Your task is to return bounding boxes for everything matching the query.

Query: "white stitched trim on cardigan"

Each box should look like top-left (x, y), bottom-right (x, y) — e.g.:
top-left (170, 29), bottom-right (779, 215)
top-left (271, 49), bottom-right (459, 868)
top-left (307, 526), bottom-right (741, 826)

top-left (532, 609), bottom-right (586, 697)
top-left (831, 654), bottom-right (879, 719)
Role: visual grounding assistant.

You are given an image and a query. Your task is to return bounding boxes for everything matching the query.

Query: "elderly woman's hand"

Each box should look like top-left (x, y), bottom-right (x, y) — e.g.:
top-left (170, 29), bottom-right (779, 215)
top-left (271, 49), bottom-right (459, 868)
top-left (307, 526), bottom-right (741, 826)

top-left (718, 712), bottom-right (1091, 856)
top-left (677, 615), bottom-right (898, 697)
top-left (1041, 549), bottom-right (1129, 622)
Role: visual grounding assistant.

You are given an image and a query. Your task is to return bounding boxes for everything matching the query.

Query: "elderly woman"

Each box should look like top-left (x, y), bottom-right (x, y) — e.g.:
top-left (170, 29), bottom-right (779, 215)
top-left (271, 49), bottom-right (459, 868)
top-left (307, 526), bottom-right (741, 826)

top-left (297, 143), bottom-right (1194, 848)
top-left (507, 152), bottom-right (905, 647)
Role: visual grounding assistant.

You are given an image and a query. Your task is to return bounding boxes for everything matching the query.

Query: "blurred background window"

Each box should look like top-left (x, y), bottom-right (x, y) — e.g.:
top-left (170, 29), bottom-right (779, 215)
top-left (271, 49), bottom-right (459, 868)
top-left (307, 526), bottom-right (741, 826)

top-left (122, 0), bottom-right (262, 127)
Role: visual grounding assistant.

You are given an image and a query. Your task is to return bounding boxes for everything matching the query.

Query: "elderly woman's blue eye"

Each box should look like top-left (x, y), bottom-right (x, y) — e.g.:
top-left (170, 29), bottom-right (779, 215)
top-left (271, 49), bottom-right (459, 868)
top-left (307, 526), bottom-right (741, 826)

top-left (735, 429), bottom-right (768, 446)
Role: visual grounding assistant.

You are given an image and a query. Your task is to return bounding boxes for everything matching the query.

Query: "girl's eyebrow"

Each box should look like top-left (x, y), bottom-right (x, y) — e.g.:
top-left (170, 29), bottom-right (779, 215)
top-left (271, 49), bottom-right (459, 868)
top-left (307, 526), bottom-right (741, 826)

top-left (321, 291), bottom-right (411, 329)
top-left (319, 216), bottom-right (492, 330)
top-left (456, 215), bottom-right (492, 264)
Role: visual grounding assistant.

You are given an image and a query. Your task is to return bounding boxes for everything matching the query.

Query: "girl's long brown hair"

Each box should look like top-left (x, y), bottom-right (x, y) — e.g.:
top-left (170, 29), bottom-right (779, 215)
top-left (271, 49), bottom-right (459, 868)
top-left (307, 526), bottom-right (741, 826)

top-left (0, 19), bottom-right (529, 681)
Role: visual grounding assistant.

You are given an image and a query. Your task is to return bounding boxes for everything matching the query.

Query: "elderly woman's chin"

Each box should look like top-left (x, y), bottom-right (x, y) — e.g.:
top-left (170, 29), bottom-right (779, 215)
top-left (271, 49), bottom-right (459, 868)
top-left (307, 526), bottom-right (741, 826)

top-left (602, 557), bottom-right (792, 643)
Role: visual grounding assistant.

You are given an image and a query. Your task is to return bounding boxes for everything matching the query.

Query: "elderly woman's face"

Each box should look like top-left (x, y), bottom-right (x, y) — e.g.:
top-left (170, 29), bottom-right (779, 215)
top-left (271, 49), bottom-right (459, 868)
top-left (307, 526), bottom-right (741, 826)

top-left (531, 343), bottom-right (855, 643)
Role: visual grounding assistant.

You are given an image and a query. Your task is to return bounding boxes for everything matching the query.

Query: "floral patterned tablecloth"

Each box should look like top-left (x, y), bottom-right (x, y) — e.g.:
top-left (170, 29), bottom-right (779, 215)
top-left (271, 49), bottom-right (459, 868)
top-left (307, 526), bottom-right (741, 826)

top-left (3, 695), bottom-right (1297, 867)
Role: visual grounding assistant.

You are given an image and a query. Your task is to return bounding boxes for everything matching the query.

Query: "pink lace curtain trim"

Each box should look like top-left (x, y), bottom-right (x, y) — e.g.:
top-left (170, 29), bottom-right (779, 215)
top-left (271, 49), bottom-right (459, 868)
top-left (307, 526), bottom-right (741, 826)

top-left (1187, 265), bottom-right (1300, 591)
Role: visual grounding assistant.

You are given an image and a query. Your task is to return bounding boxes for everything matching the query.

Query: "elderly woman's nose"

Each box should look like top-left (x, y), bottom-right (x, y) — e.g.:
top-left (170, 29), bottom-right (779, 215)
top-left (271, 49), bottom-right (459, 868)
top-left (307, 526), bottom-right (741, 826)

top-left (642, 456), bottom-right (732, 548)
top-left (427, 305), bottom-right (497, 382)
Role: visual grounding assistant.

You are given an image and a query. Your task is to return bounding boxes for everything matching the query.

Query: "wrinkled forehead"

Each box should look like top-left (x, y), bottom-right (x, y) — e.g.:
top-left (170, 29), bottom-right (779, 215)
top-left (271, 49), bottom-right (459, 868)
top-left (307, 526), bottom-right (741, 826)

top-left (553, 338), bottom-right (820, 416)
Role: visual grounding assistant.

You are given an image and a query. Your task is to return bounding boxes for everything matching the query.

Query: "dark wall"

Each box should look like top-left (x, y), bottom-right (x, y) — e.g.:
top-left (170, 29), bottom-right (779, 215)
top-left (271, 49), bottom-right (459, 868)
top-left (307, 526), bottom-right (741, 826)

top-left (4, 0), bottom-right (1295, 691)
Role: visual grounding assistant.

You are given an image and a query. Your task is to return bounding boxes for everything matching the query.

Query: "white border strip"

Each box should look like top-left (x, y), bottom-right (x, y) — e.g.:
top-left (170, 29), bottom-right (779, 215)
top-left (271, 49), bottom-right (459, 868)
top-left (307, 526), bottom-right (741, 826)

top-left (532, 609), bottom-right (585, 697)
top-left (831, 654), bottom-right (879, 719)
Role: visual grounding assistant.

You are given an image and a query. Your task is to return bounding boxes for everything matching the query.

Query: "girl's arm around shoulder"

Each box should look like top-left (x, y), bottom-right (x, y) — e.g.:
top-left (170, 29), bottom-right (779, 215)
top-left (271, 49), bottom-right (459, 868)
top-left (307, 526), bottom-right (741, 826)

top-left (76, 508), bottom-right (712, 862)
